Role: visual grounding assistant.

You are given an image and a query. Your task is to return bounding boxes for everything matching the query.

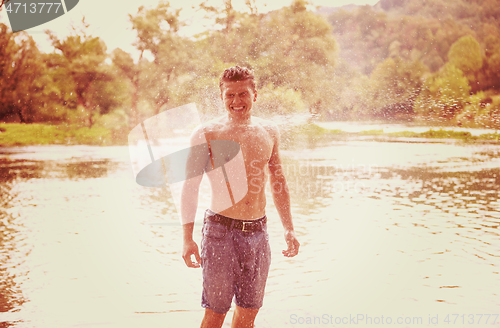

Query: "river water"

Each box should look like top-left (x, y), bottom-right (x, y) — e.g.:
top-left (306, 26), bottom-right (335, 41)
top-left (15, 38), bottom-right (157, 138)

top-left (1, 134), bottom-right (500, 327)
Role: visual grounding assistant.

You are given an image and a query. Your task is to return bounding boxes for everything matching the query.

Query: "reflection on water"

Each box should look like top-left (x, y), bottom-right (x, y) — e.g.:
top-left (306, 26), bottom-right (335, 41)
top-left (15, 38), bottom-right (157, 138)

top-left (0, 159), bottom-right (44, 181)
top-left (0, 142), bottom-right (499, 327)
top-left (0, 181), bottom-right (27, 316)
top-left (64, 160), bottom-right (118, 180)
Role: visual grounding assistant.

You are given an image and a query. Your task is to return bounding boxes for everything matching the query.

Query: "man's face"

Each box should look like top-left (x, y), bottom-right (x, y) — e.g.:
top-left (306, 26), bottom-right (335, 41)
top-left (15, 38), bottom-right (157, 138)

top-left (220, 80), bottom-right (257, 117)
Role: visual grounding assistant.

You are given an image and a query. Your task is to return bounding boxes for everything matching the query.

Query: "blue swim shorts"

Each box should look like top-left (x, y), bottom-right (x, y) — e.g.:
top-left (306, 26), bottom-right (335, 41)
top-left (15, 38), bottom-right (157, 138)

top-left (201, 209), bottom-right (271, 314)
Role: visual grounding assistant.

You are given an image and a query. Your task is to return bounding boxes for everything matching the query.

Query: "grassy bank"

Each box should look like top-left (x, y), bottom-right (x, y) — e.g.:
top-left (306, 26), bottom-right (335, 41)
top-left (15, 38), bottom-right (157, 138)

top-left (357, 128), bottom-right (500, 141)
top-left (281, 123), bottom-right (500, 149)
top-left (0, 123), bottom-right (129, 146)
top-left (1, 122), bottom-right (499, 147)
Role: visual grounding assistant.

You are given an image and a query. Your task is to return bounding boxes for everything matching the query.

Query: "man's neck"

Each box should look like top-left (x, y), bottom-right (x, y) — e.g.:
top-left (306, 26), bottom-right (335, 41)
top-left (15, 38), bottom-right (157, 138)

top-left (227, 114), bottom-right (252, 126)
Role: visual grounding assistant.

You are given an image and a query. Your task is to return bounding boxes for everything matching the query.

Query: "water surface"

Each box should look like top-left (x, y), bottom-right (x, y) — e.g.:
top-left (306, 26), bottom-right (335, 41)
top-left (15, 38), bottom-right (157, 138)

top-left (1, 140), bottom-right (499, 327)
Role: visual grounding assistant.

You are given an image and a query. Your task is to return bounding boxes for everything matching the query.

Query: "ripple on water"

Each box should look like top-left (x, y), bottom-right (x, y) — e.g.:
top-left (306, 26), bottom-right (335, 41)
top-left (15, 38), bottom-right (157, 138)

top-left (1, 142), bottom-right (500, 326)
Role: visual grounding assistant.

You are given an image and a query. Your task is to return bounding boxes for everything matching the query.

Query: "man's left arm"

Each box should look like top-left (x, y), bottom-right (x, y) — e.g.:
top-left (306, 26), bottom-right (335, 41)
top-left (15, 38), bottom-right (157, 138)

top-left (268, 125), bottom-right (300, 257)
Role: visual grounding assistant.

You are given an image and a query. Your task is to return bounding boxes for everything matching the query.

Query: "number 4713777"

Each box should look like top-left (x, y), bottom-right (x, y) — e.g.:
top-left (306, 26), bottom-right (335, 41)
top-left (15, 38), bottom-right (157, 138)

top-left (443, 314), bottom-right (499, 325)
top-left (5, 2), bottom-right (62, 14)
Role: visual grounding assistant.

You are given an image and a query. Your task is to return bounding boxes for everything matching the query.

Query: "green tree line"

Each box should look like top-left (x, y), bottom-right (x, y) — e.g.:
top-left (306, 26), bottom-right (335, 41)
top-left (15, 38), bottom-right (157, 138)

top-left (327, 0), bottom-right (500, 127)
top-left (1, 0), bottom-right (500, 137)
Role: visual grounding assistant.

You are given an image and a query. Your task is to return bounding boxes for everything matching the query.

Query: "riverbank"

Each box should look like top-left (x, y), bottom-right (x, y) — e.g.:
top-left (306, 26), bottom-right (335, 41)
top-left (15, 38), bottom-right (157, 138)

top-left (0, 123), bottom-right (129, 147)
top-left (281, 122), bottom-right (500, 148)
top-left (1, 122), bottom-right (499, 147)
top-left (315, 121), bottom-right (500, 137)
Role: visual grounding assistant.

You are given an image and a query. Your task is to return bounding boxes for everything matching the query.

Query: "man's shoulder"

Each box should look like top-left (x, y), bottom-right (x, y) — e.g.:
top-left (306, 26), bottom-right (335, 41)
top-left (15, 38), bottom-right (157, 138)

top-left (252, 116), bottom-right (280, 138)
top-left (200, 116), bottom-right (227, 131)
top-left (191, 117), bottom-right (225, 135)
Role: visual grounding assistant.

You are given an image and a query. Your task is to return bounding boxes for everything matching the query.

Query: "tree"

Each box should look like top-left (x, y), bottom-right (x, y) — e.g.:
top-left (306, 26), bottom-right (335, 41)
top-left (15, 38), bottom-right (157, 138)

top-left (257, 83), bottom-right (305, 115)
top-left (0, 24), bottom-right (59, 123)
top-left (47, 20), bottom-right (114, 127)
top-left (129, 1), bottom-right (192, 115)
top-left (194, 0), bottom-right (266, 67)
top-left (199, 0), bottom-right (237, 35)
top-left (255, 0), bottom-right (339, 111)
top-left (447, 35), bottom-right (482, 83)
top-left (484, 50), bottom-right (500, 90)
top-left (329, 61), bottom-right (371, 120)
top-left (414, 63), bottom-right (470, 120)
top-left (476, 35), bottom-right (500, 91)
top-left (190, 0), bottom-right (339, 115)
top-left (328, 6), bottom-right (388, 74)
top-left (8, 37), bottom-right (53, 122)
top-left (0, 23), bottom-right (22, 121)
top-left (369, 56), bottom-right (428, 119)
top-left (112, 48), bottom-right (142, 127)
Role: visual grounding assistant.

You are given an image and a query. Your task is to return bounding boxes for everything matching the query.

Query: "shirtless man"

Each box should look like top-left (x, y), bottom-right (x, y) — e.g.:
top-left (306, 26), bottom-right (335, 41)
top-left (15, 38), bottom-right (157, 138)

top-left (181, 66), bottom-right (299, 328)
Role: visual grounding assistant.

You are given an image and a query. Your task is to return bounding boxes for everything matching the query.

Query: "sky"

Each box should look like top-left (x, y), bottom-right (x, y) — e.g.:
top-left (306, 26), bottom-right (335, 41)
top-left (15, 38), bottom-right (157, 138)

top-left (0, 0), bottom-right (379, 61)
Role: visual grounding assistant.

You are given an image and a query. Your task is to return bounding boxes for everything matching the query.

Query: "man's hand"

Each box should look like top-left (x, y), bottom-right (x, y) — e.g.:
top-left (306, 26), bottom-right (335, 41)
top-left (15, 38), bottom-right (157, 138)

top-left (182, 239), bottom-right (201, 268)
top-left (282, 230), bottom-right (300, 257)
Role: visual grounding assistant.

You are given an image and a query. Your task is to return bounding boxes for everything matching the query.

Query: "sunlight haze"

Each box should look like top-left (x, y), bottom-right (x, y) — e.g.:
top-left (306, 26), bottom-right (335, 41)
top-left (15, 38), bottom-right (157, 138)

top-left (0, 0), bottom-right (379, 59)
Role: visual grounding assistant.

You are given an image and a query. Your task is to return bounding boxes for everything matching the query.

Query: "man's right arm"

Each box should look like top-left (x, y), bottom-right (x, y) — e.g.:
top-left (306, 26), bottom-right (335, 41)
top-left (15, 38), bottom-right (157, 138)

top-left (180, 125), bottom-right (209, 268)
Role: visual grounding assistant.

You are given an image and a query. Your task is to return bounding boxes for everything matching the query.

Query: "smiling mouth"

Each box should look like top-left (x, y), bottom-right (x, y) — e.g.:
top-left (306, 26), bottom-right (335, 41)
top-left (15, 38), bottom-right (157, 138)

top-left (231, 106), bottom-right (245, 111)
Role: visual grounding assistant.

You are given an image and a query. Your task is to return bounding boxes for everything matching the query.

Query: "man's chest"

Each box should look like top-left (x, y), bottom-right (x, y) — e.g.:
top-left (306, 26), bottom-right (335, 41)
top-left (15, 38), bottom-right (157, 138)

top-left (207, 127), bottom-right (274, 166)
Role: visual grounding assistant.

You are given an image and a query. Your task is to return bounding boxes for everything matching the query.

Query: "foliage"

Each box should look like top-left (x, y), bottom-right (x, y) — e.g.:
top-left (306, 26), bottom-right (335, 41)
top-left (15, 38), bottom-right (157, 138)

top-left (0, 24), bottom-right (62, 123)
top-left (368, 56), bottom-right (429, 119)
top-left (478, 35), bottom-right (500, 91)
top-left (47, 19), bottom-right (117, 127)
top-left (329, 69), bottom-right (371, 120)
top-left (111, 48), bottom-right (139, 127)
top-left (473, 94), bottom-right (500, 129)
top-left (129, 1), bottom-right (194, 117)
top-left (3, 0), bottom-right (500, 140)
top-left (328, 6), bottom-right (389, 74)
top-left (413, 63), bottom-right (470, 121)
top-left (448, 35), bottom-right (483, 83)
top-left (256, 84), bottom-right (306, 116)
top-left (327, 2), bottom-right (479, 76)
top-left (192, 0), bottom-right (338, 115)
